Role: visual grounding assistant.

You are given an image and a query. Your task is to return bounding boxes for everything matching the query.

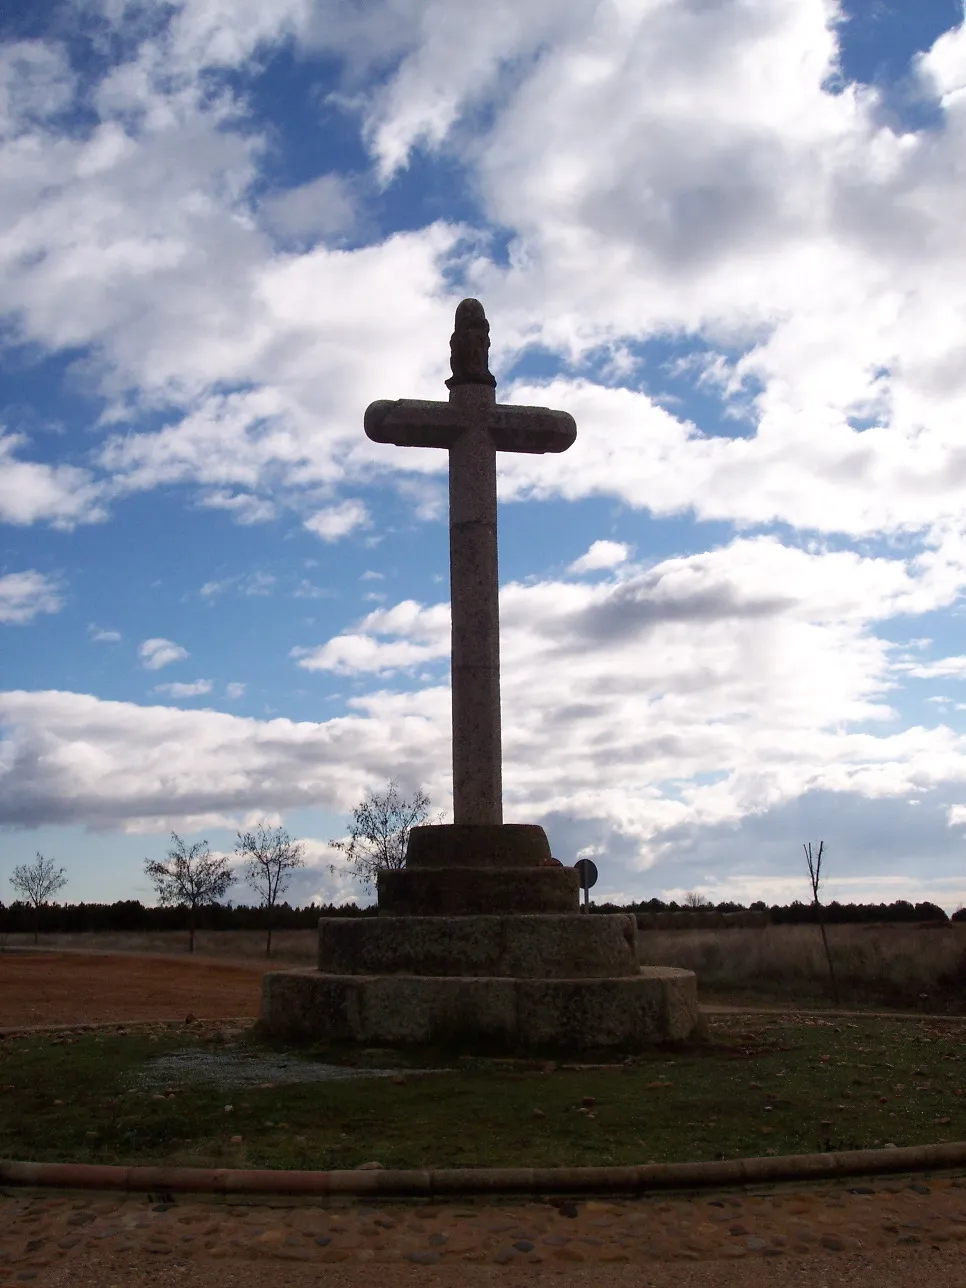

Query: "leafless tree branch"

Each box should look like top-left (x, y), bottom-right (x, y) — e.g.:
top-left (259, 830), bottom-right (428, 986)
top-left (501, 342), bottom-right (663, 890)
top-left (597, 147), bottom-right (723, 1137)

top-left (10, 852), bottom-right (68, 945)
top-left (235, 822), bottom-right (305, 957)
top-left (143, 833), bottom-right (234, 953)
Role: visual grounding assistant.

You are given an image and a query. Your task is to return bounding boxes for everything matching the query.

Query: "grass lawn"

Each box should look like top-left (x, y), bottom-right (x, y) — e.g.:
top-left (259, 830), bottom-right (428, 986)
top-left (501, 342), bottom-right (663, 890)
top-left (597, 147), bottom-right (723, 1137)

top-left (2, 1012), bottom-right (965, 1172)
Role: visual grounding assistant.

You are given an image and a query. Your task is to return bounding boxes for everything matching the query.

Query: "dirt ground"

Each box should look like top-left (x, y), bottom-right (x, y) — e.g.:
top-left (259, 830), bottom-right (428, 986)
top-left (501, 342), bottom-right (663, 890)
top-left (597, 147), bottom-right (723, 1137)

top-left (0, 949), bottom-right (267, 1028)
top-left (1, 943), bottom-right (960, 1030)
top-left (4, 947), bottom-right (966, 1288)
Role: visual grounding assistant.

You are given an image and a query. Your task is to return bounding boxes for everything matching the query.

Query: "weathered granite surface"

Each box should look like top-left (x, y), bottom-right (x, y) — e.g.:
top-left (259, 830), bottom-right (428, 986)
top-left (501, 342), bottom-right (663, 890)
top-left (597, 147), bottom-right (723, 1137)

top-left (318, 912), bottom-right (640, 978)
top-left (261, 967), bottom-right (699, 1052)
top-left (377, 863), bottom-right (580, 916)
top-left (404, 822), bottom-right (551, 868)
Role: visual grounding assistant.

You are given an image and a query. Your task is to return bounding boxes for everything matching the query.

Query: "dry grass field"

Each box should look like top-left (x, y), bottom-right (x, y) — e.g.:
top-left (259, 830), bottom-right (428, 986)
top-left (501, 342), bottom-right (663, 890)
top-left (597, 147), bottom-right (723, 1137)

top-left (0, 927), bottom-right (319, 966)
top-left (639, 920), bottom-right (966, 1011)
top-left (2, 920), bottom-right (965, 1012)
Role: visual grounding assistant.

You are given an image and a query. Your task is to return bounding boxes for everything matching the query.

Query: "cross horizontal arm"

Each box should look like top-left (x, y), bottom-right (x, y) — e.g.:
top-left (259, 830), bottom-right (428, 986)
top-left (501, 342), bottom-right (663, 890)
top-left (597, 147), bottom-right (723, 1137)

top-left (488, 404), bottom-right (576, 455)
top-left (364, 399), bottom-right (462, 450)
top-left (365, 398), bottom-right (577, 455)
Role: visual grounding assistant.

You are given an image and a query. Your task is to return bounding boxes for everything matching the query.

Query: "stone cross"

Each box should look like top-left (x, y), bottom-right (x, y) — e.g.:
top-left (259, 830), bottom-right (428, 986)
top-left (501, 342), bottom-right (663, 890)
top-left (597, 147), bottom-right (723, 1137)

top-left (365, 299), bottom-right (576, 827)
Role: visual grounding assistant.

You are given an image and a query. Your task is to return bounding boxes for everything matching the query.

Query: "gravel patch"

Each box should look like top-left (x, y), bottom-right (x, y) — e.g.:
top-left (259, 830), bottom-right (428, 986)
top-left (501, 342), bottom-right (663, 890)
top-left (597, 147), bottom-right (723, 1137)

top-left (131, 1048), bottom-right (456, 1089)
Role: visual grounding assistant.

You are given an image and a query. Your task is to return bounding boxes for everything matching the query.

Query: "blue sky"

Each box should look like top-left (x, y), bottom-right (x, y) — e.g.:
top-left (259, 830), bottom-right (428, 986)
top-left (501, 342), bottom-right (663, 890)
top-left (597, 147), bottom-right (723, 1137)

top-left (3, 0), bottom-right (966, 913)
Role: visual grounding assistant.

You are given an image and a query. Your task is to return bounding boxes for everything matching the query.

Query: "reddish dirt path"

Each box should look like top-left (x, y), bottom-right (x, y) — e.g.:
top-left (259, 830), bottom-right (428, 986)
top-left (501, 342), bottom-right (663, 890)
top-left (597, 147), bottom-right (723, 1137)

top-left (0, 950), bottom-right (266, 1027)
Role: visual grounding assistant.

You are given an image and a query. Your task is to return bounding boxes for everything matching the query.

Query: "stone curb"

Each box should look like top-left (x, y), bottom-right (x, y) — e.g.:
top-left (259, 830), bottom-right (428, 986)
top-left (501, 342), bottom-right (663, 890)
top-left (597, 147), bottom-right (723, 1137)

top-left (3, 1142), bottom-right (966, 1199)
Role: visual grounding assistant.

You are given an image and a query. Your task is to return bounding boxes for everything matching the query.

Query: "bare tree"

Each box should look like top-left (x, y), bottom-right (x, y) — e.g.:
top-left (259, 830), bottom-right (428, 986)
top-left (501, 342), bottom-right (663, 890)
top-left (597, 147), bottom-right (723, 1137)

top-left (236, 823), bottom-right (305, 957)
top-left (804, 839), bottom-right (840, 1006)
top-left (328, 779), bottom-right (431, 895)
top-left (143, 833), bottom-right (234, 953)
top-left (10, 852), bottom-right (68, 945)
top-left (683, 890), bottom-right (711, 909)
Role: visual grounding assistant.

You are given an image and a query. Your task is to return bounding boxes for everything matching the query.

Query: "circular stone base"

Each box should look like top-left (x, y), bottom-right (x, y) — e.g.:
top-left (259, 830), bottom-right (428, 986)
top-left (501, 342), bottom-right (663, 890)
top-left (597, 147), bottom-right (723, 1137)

top-left (261, 967), bottom-right (699, 1052)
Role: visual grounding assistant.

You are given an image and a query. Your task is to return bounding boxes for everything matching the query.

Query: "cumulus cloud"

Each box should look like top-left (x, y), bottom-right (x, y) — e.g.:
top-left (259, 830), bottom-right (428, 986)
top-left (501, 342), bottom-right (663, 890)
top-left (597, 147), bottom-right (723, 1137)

top-left (89, 626), bottom-right (121, 643)
top-left (294, 600), bottom-right (449, 675)
top-left (197, 490), bottom-right (276, 524)
top-left (0, 571), bottom-right (63, 624)
top-left (138, 638), bottom-right (189, 670)
top-left (291, 533), bottom-right (966, 859)
top-left (304, 499), bottom-right (370, 542)
top-left (260, 173), bottom-right (357, 241)
top-left (568, 540), bottom-right (630, 575)
top-left (5, 531), bottom-right (966, 896)
top-left (0, 687), bottom-right (450, 831)
top-left (0, 435), bottom-right (108, 529)
top-left (225, 682), bottom-right (246, 699)
top-left (1, 0), bottom-right (964, 570)
top-left (153, 679), bottom-right (212, 697)
top-left (5, 0), bottom-right (966, 910)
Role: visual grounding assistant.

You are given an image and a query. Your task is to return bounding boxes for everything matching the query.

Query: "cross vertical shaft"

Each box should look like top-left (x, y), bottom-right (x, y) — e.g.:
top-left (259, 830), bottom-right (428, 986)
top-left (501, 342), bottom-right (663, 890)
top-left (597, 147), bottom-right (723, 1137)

top-left (448, 382), bottom-right (502, 825)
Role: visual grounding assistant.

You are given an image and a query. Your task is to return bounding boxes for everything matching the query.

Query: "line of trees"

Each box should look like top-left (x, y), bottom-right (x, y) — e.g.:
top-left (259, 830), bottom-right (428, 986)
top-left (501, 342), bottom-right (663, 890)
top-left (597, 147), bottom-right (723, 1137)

top-left (0, 899), bottom-right (377, 936)
top-left (5, 807), bottom-right (962, 952)
top-left (2, 783), bottom-right (431, 950)
top-left (2, 893), bottom-right (954, 937)
top-left (590, 897), bottom-right (953, 923)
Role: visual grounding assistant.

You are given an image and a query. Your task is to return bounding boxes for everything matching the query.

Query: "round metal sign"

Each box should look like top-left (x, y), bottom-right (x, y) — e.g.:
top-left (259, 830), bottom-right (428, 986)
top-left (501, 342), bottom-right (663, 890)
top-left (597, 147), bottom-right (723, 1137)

top-left (574, 857), bottom-right (599, 889)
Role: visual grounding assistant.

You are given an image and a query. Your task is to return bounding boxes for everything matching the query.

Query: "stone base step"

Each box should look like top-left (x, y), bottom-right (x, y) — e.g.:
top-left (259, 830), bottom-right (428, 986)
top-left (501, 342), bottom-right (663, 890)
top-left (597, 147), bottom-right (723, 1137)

top-left (260, 967), bottom-right (699, 1052)
top-left (318, 912), bottom-right (639, 979)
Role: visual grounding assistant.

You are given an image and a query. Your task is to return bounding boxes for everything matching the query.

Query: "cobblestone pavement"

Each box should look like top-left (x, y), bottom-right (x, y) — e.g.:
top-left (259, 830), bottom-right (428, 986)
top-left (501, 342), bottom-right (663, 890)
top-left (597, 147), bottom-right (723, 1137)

top-left (3, 1175), bottom-right (966, 1287)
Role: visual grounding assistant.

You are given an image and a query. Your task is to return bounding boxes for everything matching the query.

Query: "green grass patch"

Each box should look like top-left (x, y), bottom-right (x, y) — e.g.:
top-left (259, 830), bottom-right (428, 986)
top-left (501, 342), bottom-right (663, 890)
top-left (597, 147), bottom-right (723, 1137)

top-left (2, 1014), bottom-right (965, 1172)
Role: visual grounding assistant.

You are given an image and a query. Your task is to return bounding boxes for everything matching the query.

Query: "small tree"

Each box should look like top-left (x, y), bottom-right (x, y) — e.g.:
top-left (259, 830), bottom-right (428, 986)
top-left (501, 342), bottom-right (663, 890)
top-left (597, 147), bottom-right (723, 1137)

top-left (804, 839), bottom-right (839, 1005)
top-left (683, 890), bottom-right (711, 909)
top-left (235, 823), bottom-right (305, 957)
top-left (143, 833), bottom-right (234, 953)
top-left (10, 852), bottom-right (68, 945)
top-left (328, 778), bottom-right (431, 895)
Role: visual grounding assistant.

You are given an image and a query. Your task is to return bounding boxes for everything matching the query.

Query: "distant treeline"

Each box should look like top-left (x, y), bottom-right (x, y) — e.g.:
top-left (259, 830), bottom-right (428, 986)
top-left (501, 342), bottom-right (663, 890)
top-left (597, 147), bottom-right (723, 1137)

top-left (0, 900), bottom-right (377, 935)
top-left (592, 898), bottom-right (955, 925)
top-left (0, 895), bottom-right (958, 934)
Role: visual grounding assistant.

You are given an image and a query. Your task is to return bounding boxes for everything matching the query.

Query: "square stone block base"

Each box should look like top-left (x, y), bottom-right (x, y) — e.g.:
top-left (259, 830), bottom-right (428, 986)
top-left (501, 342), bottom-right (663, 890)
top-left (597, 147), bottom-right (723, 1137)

top-left (260, 967), bottom-right (699, 1053)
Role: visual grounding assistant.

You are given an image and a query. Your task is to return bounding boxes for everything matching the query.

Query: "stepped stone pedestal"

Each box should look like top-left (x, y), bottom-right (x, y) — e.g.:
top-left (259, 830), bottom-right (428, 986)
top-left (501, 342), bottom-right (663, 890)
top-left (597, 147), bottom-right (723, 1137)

top-left (260, 301), bottom-right (697, 1053)
top-left (261, 825), bottom-right (699, 1052)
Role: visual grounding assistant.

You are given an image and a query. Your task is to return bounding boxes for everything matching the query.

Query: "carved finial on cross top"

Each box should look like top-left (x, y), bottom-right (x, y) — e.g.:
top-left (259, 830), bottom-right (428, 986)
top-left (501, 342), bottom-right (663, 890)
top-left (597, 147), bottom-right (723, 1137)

top-left (446, 297), bottom-right (497, 390)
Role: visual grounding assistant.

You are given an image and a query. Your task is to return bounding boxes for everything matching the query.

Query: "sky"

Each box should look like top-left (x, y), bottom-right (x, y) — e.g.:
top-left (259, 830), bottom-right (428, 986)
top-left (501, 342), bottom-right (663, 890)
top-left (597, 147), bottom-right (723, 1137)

top-left (2, 0), bottom-right (966, 915)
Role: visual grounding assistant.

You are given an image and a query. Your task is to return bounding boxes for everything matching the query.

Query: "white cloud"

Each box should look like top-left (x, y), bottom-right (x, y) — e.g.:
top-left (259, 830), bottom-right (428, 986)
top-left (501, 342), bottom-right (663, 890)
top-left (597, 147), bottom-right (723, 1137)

top-left (568, 540), bottom-right (630, 575)
top-left (295, 599), bottom-right (450, 675)
top-left (89, 626), bottom-right (121, 643)
top-left (225, 682), bottom-right (246, 699)
top-left (138, 637), bottom-right (189, 670)
top-left (0, 39), bottom-right (76, 135)
top-left (153, 679), bottom-right (213, 697)
top-left (197, 490), bottom-right (276, 524)
top-left (0, 571), bottom-right (63, 624)
top-left (2, 0), bottom-right (964, 570)
top-left (5, 0), bottom-right (966, 908)
top-left (7, 529), bottom-right (966, 861)
top-left (0, 686), bottom-right (451, 831)
top-left (304, 499), bottom-right (370, 542)
top-left (0, 435), bottom-right (108, 530)
top-left (200, 571), bottom-right (275, 599)
top-left (293, 580), bottom-right (333, 599)
top-left (915, 17), bottom-right (966, 110)
top-left (260, 173), bottom-right (357, 241)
